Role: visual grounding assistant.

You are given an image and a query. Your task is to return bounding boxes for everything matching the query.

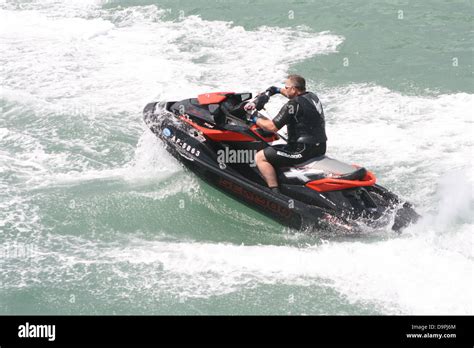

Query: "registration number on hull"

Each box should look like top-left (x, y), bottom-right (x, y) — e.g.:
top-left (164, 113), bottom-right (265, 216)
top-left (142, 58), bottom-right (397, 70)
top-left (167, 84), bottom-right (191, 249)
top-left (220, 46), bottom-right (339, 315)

top-left (171, 135), bottom-right (200, 157)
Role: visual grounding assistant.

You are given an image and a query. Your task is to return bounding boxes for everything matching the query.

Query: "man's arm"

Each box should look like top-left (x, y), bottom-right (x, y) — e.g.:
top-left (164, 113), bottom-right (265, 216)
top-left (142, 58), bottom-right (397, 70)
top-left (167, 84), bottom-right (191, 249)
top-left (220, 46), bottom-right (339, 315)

top-left (255, 118), bottom-right (279, 133)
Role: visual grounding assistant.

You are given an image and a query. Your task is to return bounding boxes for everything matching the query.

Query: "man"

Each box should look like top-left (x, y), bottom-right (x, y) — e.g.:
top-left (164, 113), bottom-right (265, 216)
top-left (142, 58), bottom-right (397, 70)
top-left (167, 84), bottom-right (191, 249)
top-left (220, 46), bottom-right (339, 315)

top-left (245, 74), bottom-right (327, 193)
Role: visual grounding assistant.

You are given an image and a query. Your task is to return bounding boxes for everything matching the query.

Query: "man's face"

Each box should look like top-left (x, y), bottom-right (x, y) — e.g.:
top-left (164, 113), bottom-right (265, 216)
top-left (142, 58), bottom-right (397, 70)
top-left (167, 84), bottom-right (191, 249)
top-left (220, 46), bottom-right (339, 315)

top-left (281, 79), bottom-right (298, 99)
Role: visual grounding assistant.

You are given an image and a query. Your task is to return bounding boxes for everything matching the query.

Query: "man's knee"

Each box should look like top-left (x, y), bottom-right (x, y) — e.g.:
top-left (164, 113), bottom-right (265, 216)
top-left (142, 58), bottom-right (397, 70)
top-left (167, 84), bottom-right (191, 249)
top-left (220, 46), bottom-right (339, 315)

top-left (255, 150), bottom-right (267, 164)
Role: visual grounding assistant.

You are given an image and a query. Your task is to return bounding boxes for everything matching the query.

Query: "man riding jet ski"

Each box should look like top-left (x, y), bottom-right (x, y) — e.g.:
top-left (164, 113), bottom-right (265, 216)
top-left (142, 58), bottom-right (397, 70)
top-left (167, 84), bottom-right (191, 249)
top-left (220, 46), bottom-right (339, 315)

top-left (245, 74), bottom-right (327, 194)
top-left (142, 78), bottom-right (419, 233)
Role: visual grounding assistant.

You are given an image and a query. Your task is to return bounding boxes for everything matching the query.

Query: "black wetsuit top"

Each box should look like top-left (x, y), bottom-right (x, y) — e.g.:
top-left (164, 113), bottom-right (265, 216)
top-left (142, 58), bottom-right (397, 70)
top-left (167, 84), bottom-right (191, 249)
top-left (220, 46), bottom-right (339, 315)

top-left (273, 91), bottom-right (327, 147)
top-left (263, 91), bottom-right (327, 167)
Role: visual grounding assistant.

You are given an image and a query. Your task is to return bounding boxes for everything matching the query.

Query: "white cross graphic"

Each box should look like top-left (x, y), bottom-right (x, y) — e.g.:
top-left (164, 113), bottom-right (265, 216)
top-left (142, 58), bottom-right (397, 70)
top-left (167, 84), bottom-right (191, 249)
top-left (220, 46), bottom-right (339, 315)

top-left (284, 168), bottom-right (325, 182)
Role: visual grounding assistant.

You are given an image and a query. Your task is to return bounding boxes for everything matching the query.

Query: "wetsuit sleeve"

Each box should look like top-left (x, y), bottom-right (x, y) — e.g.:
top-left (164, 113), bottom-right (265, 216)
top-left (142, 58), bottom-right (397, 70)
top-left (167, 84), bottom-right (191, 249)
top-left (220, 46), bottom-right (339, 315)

top-left (272, 100), bottom-right (297, 130)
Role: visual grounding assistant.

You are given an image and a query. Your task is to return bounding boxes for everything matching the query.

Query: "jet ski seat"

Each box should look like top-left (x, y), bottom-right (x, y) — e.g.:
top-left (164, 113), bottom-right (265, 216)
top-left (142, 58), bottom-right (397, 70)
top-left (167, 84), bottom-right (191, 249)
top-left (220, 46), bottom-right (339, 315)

top-left (278, 156), bottom-right (367, 184)
top-left (297, 156), bottom-right (366, 179)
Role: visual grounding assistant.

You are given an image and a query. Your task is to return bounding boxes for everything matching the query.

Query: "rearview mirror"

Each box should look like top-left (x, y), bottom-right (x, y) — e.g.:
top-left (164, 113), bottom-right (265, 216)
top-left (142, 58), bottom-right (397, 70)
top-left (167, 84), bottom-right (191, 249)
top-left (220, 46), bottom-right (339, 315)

top-left (239, 93), bottom-right (252, 102)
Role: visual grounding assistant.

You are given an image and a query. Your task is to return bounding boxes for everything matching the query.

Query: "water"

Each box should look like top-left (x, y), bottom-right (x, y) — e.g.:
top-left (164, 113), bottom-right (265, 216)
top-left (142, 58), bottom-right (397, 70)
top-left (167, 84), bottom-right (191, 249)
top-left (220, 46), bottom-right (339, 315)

top-left (0, 0), bottom-right (472, 315)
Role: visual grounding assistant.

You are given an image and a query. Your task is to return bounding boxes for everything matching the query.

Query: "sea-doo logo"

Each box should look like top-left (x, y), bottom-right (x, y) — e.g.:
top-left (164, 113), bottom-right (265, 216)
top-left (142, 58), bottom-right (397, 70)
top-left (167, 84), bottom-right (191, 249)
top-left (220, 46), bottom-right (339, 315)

top-left (162, 127), bottom-right (172, 137)
top-left (18, 322), bottom-right (56, 341)
top-left (218, 178), bottom-right (292, 218)
top-left (217, 148), bottom-right (257, 168)
top-left (276, 151), bottom-right (302, 159)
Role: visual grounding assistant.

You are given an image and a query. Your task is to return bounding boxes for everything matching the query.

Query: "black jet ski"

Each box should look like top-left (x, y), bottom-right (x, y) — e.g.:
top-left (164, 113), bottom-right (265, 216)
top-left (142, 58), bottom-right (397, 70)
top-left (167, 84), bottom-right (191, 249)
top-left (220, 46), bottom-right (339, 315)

top-left (143, 91), bottom-right (419, 234)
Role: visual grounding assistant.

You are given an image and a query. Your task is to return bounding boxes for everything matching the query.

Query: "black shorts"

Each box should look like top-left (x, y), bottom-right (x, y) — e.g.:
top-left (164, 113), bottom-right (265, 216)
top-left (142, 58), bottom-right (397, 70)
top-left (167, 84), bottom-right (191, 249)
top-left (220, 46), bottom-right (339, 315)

top-left (264, 142), bottom-right (326, 167)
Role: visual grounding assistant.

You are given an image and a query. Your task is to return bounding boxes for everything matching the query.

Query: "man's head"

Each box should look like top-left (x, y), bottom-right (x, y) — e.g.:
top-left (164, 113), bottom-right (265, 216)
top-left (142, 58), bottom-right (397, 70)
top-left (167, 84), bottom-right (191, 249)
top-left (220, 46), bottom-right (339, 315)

top-left (281, 74), bottom-right (306, 99)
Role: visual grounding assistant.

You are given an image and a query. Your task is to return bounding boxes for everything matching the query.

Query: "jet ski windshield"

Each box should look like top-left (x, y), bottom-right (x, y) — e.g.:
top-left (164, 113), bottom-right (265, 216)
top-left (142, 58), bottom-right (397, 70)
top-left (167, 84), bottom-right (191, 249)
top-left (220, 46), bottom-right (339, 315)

top-left (220, 93), bottom-right (253, 118)
top-left (168, 92), bottom-right (253, 126)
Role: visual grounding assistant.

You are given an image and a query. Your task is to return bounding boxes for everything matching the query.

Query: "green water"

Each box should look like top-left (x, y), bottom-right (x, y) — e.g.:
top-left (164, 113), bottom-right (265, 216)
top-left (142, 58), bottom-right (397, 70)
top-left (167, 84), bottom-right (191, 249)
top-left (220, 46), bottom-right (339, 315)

top-left (109, 0), bottom-right (474, 94)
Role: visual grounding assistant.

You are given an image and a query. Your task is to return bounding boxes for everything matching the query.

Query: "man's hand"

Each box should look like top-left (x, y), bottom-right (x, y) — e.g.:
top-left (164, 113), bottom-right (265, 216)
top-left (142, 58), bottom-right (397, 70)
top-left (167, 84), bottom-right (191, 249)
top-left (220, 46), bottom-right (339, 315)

top-left (244, 102), bottom-right (256, 111)
top-left (266, 86), bottom-right (280, 96)
top-left (245, 94), bottom-right (269, 112)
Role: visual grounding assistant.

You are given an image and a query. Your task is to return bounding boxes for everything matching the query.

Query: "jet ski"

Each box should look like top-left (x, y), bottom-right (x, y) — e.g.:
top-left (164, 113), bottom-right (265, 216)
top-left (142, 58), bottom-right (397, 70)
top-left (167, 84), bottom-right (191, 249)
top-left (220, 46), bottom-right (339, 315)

top-left (143, 91), bottom-right (419, 234)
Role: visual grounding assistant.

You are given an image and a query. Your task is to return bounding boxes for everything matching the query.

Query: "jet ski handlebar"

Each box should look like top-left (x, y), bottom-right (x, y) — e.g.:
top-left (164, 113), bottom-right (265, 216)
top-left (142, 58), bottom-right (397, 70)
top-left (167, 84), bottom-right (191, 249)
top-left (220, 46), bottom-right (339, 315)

top-left (243, 91), bottom-right (271, 119)
top-left (243, 91), bottom-right (289, 143)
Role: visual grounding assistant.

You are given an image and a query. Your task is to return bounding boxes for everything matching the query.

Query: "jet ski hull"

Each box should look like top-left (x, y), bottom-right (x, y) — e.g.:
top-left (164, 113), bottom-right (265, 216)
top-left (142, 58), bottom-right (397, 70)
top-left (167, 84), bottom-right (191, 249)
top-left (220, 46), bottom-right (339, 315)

top-left (143, 97), bottom-right (419, 234)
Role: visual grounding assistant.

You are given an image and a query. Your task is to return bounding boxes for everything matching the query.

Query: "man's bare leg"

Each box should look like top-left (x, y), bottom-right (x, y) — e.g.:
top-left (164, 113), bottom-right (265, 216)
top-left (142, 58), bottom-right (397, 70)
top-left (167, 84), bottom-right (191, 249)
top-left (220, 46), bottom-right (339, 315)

top-left (255, 150), bottom-right (278, 188)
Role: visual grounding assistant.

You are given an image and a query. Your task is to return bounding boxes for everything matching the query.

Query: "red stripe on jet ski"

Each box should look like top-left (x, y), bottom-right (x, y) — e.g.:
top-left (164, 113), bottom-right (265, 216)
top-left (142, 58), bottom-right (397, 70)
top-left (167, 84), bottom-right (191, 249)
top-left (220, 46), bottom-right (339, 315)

top-left (197, 92), bottom-right (235, 105)
top-left (249, 125), bottom-right (279, 142)
top-left (180, 116), bottom-right (255, 142)
top-left (306, 171), bottom-right (377, 192)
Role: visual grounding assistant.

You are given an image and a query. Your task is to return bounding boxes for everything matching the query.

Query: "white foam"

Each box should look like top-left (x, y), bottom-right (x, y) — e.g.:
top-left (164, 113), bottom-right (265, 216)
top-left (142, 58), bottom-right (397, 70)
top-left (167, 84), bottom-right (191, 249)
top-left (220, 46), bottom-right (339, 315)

top-left (0, 5), bottom-right (343, 180)
top-left (306, 84), bottom-right (474, 205)
top-left (0, 6), bottom-right (343, 111)
top-left (8, 233), bottom-right (469, 314)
